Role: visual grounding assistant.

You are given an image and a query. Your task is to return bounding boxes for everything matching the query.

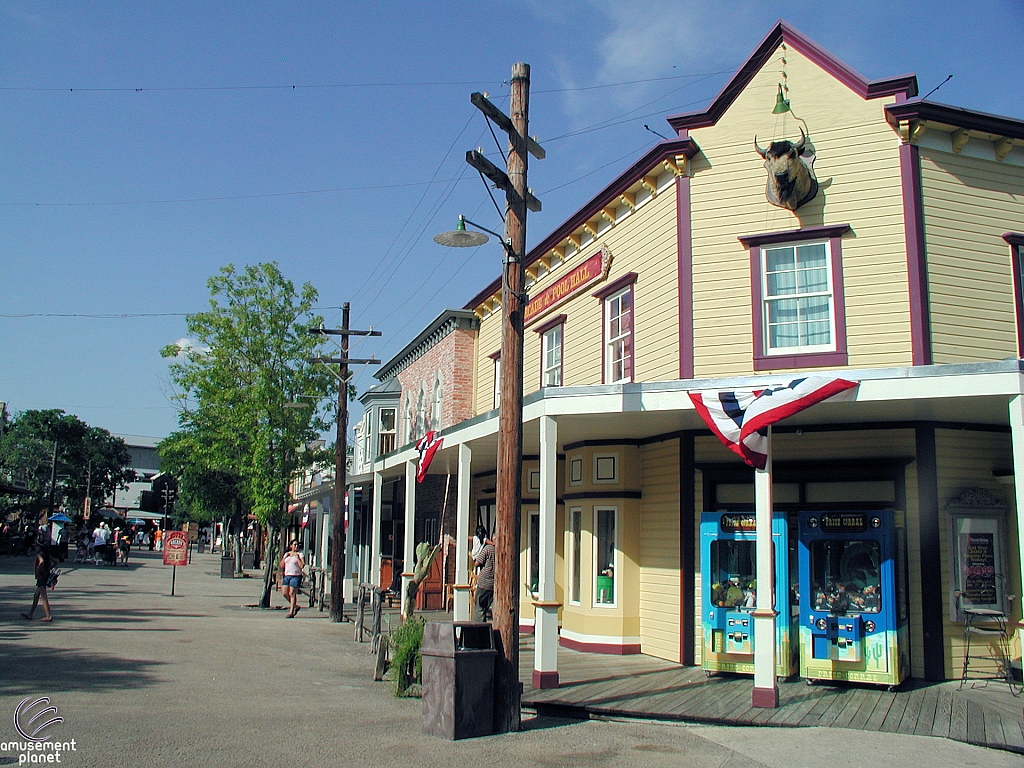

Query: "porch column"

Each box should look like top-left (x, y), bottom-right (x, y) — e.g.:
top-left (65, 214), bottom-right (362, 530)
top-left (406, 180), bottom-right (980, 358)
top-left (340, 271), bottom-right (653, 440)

top-left (1010, 396), bottom-right (1024, 619)
top-left (371, 469), bottom-right (383, 586)
top-left (752, 429), bottom-right (778, 708)
top-left (402, 459), bottom-right (417, 617)
top-left (533, 415), bottom-right (560, 689)
top-left (454, 442), bottom-right (472, 621)
top-left (344, 483), bottom-right (355, 601)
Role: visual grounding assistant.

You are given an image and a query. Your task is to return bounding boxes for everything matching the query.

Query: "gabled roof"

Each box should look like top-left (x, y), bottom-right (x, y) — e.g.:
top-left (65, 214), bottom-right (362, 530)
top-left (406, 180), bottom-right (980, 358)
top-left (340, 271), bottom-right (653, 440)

top-left (666, 20), bottom-right (918, 134)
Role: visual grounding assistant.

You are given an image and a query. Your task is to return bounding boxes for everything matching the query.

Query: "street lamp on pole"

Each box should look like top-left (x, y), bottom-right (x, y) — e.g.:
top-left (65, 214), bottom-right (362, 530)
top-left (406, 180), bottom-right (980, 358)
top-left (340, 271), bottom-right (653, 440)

top-left (433, 62), bottom-right (542, 734)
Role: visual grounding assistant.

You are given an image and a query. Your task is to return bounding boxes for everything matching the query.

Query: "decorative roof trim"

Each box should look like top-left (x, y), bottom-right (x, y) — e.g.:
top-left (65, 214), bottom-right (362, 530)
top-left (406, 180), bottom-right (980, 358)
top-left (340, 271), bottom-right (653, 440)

top-left (463, 138), bottom-right (698, 312)
top-left (887, 100), bottom-right (1024, 141)
top-left (374, 309), bottom-right (479, 381)
top-left (738, 223), bottom-right (850, 248)
top-left (666, 21), bottom-right (918, 133)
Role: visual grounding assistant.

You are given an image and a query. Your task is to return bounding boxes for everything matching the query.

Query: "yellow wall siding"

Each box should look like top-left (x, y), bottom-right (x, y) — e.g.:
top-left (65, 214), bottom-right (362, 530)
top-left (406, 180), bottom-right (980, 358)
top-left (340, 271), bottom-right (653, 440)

top-left (688, 45), bottom-right (912, 378)
top-left (476, 178), bottom-right (680, 404)
top-left (920, 150), bottom-right (1024, 363)
top-left (934, 429), bottom-right (1017, 679)
top-left (639, 439), bottom-right (681, 662)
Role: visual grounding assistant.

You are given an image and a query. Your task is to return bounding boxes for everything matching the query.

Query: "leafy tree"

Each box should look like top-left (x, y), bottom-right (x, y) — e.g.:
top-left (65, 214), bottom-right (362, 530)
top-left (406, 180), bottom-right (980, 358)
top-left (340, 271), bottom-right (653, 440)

top-left (0, 409), bottom-right (134, 526)
top-left (161, 262), bottom-right (334, 606)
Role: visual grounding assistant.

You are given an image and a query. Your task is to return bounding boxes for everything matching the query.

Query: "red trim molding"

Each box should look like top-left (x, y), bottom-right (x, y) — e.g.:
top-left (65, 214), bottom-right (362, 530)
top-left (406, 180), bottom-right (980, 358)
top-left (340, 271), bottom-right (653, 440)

top-left (559, 636), bottom-right (641, 655)
top-left (532, 313), bottom-right (566, 336)
top-left (1005, 234), bottom-right (1024, 357)
top-left (667, 22), bottom-right (917, 134)
top-left (900, 142), bottom-right (932, 365)
top-left (593, 271), bottom-right (638, 300)
top-left (752, 685), bottom-right (780, 708)
top-left (887, 101), bottom-right (1024, 142)
top-left (677, 175), bottom-right (694, 380)
top-left (532, 670), bottom-right (560, 689)
top-left (742, 225), bottom-right (850, 371)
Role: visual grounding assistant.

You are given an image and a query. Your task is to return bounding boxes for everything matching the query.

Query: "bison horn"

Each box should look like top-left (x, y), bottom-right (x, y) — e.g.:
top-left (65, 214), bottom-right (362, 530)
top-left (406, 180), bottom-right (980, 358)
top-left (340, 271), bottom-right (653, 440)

top-left (794, 128), bottom-right (807, 153)
top-left (754, 136), bottom-right (768, 158)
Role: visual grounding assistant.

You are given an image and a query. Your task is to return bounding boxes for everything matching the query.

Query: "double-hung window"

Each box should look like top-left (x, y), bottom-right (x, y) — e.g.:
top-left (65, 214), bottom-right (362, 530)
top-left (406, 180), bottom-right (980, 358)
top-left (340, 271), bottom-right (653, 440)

top-left (741, 225), bottom-right (849, 370)
top-left (594, 273), bottom-right (637, 384)
top-left (534, 314), bottom-right (565, 388)
top-left (605, 289), bottom-right (632, 383)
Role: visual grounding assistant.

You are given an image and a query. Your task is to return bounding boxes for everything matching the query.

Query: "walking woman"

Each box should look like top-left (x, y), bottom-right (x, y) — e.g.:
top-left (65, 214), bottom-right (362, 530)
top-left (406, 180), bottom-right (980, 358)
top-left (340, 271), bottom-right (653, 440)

top-left (278, 540), bottom-right (305, 618)
top-left (22, 543), bottom-right (53, 622)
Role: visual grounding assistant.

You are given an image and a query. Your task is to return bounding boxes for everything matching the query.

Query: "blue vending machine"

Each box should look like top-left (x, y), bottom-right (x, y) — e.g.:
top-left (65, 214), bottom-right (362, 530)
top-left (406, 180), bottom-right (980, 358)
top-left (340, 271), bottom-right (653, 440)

top-left (797, 510), bottom-right (909, 688)
top-left (700, 512), bottom-right (797, 677)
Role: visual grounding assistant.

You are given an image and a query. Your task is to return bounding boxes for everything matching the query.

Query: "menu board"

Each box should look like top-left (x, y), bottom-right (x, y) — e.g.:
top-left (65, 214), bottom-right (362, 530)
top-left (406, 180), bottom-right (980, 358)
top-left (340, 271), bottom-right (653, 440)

top-left (961, 532), bottom-right (997, 604)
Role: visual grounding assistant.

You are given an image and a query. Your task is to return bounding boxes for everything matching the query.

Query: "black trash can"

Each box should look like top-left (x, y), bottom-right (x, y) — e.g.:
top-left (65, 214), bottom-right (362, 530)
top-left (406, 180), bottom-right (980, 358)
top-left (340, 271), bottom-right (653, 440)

top-left (421, 622), bottom-right (496, 740)
top-left (220, 555), bottom-right (235, 578)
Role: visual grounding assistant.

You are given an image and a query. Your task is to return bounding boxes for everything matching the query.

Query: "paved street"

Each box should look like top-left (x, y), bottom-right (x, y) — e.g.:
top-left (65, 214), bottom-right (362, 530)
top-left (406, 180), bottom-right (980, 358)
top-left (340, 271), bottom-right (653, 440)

top-left (1, 549), bottom-right (1021, 768)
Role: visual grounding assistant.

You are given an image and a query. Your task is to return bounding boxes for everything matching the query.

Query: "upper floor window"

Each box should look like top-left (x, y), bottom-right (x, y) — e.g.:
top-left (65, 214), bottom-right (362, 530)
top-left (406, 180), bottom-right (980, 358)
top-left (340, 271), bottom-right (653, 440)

top-left (1006, 233), bottom-right (1024, 356)
top-left (594, 273), bottom-right (637, 384)
top-left (431, 376), bottom-right (443, 432)
top-left (605, 288), bottom-right (632, 383)
top-left (534, 314), bottom-right (565, 388)
top-left (489, 350), bottom-right (501, 410)
top-left (741, 224), bottom-right (849, 371)
top-left (762, 241), bottom-right (834, 352)
top-left (378, 407), bottom-right (396, 456)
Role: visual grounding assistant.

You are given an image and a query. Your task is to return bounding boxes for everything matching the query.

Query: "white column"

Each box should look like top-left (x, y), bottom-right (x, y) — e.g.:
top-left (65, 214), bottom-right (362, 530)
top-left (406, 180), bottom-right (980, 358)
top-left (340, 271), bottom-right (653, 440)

top-left (1009, 396), bottom-right (1024, 619)
top-left (455, 442), bottom-right (472, 621)
top-left (402, 459), bottom-right (417, 617)
top-left (534, 415), bottom-right (560, 688)
top-left (371, 470), bottom-right (383, 586)
top-left (343, 483), bottom-right (354, 602)
top-left (752, 427), bottom-right (778, 707)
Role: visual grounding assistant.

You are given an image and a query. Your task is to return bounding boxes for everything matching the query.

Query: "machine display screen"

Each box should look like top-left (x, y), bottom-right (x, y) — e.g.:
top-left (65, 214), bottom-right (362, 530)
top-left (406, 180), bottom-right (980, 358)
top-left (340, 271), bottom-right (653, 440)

top-left (709, 540), bottom-right (758, 610)
top-left (809, 539), bottom-right (881, 614)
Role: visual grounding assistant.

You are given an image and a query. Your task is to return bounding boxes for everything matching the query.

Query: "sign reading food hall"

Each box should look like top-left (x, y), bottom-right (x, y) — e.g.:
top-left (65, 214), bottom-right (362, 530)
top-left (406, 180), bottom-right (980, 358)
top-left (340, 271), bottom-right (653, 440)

top-left (524, 245), bottom-right (613, 325)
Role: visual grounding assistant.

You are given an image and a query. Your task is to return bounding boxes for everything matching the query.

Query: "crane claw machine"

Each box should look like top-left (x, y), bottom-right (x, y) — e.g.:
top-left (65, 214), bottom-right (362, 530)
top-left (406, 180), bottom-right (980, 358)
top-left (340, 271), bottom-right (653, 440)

top-left (797, 510), bottom-right (909, 688)
top-left (700, 512), bottom-right (797, 677)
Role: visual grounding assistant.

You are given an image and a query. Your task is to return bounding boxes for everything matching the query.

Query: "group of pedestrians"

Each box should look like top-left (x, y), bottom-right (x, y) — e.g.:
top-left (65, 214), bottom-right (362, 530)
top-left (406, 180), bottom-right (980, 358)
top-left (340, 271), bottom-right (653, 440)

top-left (76, 522), bottom-right (135, 566)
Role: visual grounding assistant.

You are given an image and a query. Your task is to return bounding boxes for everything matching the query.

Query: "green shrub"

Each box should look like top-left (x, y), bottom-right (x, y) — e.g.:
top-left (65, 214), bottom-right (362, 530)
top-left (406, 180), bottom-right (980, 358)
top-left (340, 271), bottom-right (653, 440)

top-left (388, 616), bottom-right (425, 697)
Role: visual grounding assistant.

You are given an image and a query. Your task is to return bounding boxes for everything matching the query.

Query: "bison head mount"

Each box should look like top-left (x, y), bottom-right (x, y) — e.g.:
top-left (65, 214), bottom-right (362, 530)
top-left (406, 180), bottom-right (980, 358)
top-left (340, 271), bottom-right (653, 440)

top-left (754, 128), bottom-right (819, 211)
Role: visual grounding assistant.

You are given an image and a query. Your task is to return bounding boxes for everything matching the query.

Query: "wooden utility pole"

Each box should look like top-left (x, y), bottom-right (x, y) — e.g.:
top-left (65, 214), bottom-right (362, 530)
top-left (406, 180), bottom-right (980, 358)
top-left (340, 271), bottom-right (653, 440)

top-left (493, 61), bottom-right (531, 735)
top-left (309, 304), bottom-right (380, 623)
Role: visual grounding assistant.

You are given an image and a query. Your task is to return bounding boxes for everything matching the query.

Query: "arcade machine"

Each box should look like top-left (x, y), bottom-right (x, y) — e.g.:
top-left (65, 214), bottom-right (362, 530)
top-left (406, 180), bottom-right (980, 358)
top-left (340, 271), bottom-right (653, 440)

top-left (797, 510), bottom-right (909, 688)
top-left (700, 512), bottom-right (798, 677)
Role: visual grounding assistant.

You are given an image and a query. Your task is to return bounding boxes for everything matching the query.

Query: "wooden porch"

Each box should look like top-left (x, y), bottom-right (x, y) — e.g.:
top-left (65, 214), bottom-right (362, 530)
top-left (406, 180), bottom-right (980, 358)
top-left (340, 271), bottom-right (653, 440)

top-left (519, 636), bottom-right (1024, 755)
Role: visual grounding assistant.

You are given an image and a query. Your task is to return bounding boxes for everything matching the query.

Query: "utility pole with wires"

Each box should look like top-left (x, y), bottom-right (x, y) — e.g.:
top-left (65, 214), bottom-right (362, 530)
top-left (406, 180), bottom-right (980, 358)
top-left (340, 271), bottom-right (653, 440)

top-left (308, 302), bottom-right (380, 623)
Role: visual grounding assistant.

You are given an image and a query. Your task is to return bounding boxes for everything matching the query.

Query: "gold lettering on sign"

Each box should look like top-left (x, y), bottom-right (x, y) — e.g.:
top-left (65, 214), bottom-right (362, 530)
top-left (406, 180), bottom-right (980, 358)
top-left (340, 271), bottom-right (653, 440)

top-left (524, 246), bottom-right (613, 325)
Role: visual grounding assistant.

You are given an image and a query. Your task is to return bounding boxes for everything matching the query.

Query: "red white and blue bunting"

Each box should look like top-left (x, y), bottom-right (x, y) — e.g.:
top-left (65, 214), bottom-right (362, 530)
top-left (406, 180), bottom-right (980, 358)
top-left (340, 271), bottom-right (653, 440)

top-left (688, 377), bottom-right (858, 469)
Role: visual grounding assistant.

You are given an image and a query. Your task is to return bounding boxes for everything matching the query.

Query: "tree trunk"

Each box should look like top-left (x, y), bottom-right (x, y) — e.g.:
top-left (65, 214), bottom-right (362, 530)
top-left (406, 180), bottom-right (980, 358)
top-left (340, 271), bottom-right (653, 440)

top-left (259, 522), bottom-right (278, 608)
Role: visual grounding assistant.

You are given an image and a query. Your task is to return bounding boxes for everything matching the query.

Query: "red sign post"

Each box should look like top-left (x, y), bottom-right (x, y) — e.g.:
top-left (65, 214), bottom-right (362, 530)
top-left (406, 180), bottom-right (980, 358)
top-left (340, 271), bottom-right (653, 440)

top-left (163, 530), bottom-right (189, 596)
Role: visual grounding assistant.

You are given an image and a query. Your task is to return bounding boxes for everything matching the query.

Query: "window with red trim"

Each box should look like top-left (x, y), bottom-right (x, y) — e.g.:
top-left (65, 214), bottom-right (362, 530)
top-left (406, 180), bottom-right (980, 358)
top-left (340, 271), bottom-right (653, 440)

top-left (741, 225), bottom-right (849, 371)
top-left (604, 286), bottom-right (633, 383)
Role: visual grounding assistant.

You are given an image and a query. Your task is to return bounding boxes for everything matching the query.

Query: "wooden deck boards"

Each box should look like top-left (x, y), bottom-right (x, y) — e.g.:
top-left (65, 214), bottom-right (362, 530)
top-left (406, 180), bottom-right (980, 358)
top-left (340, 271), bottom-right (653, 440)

top-left (519, 640), bottom-right (1024, 755)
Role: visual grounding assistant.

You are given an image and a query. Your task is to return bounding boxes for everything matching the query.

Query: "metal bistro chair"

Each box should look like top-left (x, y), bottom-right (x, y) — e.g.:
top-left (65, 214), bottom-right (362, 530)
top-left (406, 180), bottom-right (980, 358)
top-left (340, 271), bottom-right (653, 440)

top-left (956, 591), bottom-right (1019, 696)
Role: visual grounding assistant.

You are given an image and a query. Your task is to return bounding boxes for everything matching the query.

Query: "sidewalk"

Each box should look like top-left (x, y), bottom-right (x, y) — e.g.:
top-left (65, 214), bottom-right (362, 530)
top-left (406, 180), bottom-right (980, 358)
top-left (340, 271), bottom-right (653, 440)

top-left (0, 550), bottom-right (1021, 767)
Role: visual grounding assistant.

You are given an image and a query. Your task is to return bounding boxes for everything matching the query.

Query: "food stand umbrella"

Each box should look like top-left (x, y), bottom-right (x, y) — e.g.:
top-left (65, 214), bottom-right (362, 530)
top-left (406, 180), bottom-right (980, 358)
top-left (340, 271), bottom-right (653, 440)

top-left (47, 513), bottom-right (72, 522)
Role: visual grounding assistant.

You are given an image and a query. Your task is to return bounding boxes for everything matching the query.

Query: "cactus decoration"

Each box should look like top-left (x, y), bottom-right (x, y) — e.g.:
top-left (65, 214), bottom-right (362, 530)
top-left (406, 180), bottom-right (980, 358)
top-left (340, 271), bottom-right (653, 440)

top-left (402, 540), bottom-right (441, 620)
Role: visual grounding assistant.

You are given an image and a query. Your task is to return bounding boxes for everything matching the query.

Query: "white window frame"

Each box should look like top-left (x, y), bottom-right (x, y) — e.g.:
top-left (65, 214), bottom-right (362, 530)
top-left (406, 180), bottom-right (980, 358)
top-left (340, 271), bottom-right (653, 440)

top-left (593, 506), bottom-right (618, 608)
top-left (492, 355), bottom-right (501, 410)
top-left (760, 239), bottom-right (837, 355)
top-left (542, 324), bottom-right (563, 387)
top-left (377, 407), bottom-right (396, 456)
top-left (569, 456), bottom-right (583, 486)
top-left (603, 287), bottom-right (633, 384)
top-left (431, 375), bottom-right (443, 432)
top-left (593, 453), bottom-right (618, 484)
top-left (568, 506), bottom-right (582, 605)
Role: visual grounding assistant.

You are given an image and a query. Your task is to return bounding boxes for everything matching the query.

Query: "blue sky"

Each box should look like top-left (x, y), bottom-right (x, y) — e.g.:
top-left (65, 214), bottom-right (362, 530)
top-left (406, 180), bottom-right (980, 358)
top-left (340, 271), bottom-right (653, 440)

top-left (2, 1), bottom-right (1022, 440)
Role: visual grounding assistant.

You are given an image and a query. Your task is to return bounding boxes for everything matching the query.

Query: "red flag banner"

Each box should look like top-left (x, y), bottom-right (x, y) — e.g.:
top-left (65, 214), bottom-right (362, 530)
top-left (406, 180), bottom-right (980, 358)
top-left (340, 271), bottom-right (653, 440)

top-left (416, 431), bottom-right (443, 483)
top-left (688, 377), bottom-right (857, 469)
